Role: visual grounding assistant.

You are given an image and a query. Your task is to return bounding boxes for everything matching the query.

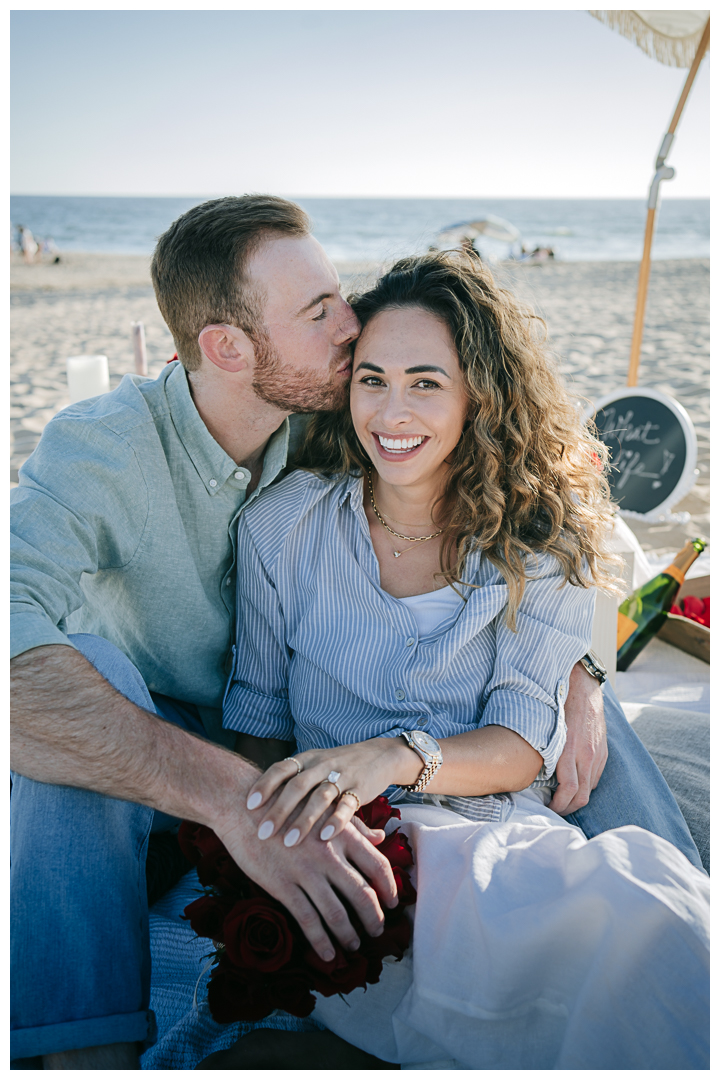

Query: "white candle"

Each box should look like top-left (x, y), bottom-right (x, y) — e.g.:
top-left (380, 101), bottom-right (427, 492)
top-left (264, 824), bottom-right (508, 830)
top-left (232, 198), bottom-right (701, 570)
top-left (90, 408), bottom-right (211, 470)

top-left (132, 321), bottom-right (148, 376)
top-left (66, 355), bottom-right (110, 404)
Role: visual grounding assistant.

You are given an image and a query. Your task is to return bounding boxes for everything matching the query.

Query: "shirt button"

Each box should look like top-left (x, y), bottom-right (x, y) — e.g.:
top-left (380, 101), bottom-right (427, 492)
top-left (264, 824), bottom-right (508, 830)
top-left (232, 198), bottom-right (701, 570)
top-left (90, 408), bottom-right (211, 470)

top-left (417, 717), bottom-right (428, 726)
top-left (395, 689), bottom-right (406, 700)
top-left (234, 470), bottom-right (245, 480)
top-left (209, 478), bottom-right (217, 488)
top-left (225, 578), bottom-right (232, 587)
top-left (406, 638), bottom-right (415, 648)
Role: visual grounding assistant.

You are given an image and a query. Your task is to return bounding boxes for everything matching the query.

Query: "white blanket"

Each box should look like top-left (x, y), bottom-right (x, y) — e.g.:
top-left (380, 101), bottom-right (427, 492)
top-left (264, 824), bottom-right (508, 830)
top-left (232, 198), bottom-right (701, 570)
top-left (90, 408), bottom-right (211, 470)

top-left (313, 793), bottom-right (710, 1069)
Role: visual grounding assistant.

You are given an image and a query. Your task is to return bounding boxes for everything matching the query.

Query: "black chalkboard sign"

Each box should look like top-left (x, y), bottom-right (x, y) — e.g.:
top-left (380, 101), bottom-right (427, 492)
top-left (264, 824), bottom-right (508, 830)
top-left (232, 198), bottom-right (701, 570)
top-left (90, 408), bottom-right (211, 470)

top-left (590, 388), bottom-right (697, 520)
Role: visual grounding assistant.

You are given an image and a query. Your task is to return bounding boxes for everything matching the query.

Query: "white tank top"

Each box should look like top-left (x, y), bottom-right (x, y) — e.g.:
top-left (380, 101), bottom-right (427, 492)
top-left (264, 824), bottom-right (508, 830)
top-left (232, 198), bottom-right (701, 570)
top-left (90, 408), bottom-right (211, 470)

top-left (397, 583), bottom-right (465, 639)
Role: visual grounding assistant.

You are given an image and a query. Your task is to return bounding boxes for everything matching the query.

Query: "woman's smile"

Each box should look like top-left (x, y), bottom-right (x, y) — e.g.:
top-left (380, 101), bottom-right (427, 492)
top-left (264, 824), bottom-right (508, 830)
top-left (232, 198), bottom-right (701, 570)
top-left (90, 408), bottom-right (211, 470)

top-left (373, 432), bottom-right (429, 458)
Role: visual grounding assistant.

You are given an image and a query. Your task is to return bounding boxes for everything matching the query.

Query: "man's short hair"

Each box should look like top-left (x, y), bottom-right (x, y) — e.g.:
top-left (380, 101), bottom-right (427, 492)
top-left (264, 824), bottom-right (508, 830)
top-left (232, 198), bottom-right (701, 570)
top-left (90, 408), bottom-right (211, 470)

top-left (151, 195), bottom-right (311, 372)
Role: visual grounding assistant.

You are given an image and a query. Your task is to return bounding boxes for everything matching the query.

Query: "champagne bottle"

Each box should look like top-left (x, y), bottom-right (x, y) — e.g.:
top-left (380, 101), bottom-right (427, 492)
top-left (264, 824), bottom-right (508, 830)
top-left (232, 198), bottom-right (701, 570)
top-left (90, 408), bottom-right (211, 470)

top-left (616, 537), bottom-right (707, 671)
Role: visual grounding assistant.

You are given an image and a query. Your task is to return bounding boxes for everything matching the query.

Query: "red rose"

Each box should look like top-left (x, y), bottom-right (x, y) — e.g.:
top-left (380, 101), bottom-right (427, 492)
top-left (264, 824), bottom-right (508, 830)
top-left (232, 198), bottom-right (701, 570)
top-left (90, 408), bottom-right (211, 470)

top-left (392, 866), bottom-right (417, 907)
top-left (363, 909), bottom-right (413, 961)
top-left (378, 828), bottom-right (414, 870)
top-left (183, 894), bottom-right (234, 944)
top-left (364, 953), bottom-right (385, 984)
top-left (196, 848), bottom-right (248, 893)
top-left (356, 796), bottom-right (401, 831)
top-left (177, 821), bottom-right (224, 864)
top-left (207, 960), bottom-right (273, 1024)
top-left (682, 595), bottom-right (705, 620)
top-left (304, 946), bottom-right (370, 997)
top-left (223, 898), bottom-right (295, 972)
top-left (266, 968), bottom-right (317, 1017)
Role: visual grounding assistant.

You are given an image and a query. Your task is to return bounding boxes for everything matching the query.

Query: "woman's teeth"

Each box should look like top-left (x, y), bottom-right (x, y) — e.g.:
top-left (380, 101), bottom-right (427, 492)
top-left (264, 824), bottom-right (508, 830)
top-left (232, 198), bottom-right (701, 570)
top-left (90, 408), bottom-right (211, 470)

top-left (377, 435), bottom-right (426, 453)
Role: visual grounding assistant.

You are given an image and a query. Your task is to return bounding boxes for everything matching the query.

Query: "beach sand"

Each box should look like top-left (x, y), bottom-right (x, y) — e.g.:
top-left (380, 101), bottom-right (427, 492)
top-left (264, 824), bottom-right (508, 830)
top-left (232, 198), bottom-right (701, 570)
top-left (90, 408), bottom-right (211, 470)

top-left (11, 252), bottom-right (709, 558)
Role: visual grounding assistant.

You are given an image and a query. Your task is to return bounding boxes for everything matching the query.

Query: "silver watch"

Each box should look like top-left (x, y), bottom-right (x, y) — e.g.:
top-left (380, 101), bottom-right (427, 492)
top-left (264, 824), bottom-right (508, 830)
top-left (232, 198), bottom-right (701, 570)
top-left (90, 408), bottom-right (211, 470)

top-left (579, 651), bottom-right (607, 685)
top-left (399, 730), bottom-right (443, 792)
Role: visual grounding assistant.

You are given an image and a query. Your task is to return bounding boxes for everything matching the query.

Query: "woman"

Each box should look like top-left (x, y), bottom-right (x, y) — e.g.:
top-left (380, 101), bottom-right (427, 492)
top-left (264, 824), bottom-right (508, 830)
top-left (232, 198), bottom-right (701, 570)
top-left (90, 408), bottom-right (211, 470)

top-left (222, 251), bottom-right (709, 1069)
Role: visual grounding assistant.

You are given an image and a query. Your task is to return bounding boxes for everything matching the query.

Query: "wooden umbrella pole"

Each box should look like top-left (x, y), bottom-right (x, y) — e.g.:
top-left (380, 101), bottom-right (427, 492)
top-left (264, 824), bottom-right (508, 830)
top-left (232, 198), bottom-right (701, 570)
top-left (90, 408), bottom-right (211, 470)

top-left (668, 18), bottom-right (710, 136)
top-left (626, 16), bottom-right (710, 387)
top-left (627, 208), bottom-right (656, 387)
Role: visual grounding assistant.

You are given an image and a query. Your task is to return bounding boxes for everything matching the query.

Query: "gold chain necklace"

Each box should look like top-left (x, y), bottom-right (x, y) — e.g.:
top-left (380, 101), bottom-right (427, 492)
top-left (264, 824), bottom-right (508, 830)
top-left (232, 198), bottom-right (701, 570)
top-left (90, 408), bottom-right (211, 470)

top-left (367, 472), bottom-right (444, 558)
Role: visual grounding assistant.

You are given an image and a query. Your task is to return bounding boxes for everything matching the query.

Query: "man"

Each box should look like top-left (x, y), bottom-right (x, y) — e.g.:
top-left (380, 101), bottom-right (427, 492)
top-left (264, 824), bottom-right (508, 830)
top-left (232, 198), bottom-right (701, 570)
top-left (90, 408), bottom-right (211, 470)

top-left (10, 196), bottom-right (701, 1069)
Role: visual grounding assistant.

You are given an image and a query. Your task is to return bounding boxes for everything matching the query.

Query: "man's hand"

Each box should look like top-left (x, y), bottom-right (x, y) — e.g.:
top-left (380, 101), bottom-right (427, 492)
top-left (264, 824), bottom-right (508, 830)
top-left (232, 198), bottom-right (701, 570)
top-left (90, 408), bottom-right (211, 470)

top-left (216, 813), bottom-right (397, 962)
top-left (548, 661), bottom-right (608, 816)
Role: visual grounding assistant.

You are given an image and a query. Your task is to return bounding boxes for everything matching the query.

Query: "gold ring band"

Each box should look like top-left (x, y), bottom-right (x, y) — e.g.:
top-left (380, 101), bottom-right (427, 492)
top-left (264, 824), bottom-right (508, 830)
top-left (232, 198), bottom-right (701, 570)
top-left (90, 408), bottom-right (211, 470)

top-left (340, 790), bottom-right (361, 812)
top-left (283, 757), bottom-right (303, 776)
top-left (321, 779), bottom-right (342, 799)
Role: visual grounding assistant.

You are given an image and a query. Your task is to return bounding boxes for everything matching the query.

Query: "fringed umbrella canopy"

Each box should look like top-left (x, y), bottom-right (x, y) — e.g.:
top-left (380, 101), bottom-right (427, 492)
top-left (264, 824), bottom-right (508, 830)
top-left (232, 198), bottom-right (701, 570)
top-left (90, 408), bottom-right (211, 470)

top-left (434, 216), bottom-right (521, 249)
top-left (589, 10), bottom-right (709, 67)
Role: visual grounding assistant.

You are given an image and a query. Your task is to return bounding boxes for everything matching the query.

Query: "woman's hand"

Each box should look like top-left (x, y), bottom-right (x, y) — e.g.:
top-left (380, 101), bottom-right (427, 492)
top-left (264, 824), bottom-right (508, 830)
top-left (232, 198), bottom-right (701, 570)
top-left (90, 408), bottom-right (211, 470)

top-left (246, 737), bottom-right (422, 848)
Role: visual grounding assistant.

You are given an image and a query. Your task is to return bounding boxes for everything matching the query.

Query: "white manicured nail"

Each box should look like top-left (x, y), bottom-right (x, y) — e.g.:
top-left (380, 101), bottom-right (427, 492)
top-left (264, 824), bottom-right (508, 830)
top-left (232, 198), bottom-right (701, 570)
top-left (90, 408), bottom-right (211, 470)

top-left (257, 820), bottom-right (274, 840)
top-left (284, 828), bottom-right (300, 848)
top-left (246, 791), bottom-right (262, 810)
top-left (320, 824), bottom-right (335, 841)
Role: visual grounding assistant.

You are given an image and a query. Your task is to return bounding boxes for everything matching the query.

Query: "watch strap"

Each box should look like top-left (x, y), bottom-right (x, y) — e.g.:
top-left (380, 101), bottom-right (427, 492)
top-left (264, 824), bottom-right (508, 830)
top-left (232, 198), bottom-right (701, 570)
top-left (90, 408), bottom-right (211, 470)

top-left (400, 731), bottom-right (443, 792)
top-left (579, 651), bottom-right (607, 685)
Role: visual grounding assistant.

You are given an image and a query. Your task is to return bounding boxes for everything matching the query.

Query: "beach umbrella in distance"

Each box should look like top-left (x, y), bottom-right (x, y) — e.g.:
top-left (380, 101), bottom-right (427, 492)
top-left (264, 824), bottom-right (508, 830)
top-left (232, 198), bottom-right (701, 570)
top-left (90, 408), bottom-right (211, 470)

top-left (589, 11), bottom-right (710, 386)
top-left (431, 215), bottom-right (521, 253)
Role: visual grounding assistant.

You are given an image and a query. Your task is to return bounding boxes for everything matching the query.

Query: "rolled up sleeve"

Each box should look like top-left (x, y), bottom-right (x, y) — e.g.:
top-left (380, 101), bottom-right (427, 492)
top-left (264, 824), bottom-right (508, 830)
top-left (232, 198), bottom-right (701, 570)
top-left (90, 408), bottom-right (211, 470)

top-left (480, 556), bottom-right (596, 779)
top-left (10, 415), bottom-right (148, 660)
top-left (222, 518), bottom-right (294, 740)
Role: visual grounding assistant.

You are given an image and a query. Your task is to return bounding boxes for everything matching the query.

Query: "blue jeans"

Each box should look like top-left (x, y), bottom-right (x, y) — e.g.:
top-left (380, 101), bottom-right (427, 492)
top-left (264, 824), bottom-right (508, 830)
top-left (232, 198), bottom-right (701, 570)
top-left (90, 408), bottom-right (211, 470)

top-left (565, 681), bottom-right (704, 873)
top-left (10, 634), bottom-right (208, 1061)
top-left (10, 636), bottom-right (703, 1060)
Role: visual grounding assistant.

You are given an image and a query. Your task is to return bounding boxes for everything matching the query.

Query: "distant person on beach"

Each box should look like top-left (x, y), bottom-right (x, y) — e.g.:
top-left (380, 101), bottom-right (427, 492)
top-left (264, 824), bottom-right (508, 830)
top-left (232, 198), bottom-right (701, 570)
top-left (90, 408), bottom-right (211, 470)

top-left (18, 225), bottom-right (38, 263)
top-left (10, 196), bottom-right (703, 1070)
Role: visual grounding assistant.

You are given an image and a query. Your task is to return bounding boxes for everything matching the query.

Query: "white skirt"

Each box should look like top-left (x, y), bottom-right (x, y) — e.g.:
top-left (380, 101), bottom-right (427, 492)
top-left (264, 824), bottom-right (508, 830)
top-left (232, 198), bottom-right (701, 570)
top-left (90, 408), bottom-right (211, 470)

top-left (312, 791), bottom-right (710, 1069)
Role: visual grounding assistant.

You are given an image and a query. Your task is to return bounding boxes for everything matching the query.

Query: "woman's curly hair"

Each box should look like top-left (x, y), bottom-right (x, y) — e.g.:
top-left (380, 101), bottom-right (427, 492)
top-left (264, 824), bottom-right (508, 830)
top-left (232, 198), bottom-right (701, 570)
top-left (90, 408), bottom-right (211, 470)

top-left (296, 249), bottom-right (620, 627)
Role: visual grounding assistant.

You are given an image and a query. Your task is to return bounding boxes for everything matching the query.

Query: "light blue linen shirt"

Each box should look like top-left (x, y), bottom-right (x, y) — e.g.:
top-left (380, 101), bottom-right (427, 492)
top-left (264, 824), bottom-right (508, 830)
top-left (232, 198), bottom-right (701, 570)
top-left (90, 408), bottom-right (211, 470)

top-left (10, 361), bottom-right (299, 743)
top-left (223, 470), bottom-right (596, 820)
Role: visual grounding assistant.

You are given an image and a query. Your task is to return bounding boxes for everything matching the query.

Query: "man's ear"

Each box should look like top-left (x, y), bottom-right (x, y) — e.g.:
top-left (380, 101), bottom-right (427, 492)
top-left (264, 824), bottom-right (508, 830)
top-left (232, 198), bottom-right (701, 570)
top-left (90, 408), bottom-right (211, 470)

top-left (198, 324), bottom-right (253, 374)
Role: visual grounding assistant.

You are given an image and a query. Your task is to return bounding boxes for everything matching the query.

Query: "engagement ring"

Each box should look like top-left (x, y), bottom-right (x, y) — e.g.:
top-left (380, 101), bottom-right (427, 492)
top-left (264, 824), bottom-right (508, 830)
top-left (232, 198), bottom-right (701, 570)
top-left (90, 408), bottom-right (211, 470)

top-left (323, 770), bottom-right (342, 798)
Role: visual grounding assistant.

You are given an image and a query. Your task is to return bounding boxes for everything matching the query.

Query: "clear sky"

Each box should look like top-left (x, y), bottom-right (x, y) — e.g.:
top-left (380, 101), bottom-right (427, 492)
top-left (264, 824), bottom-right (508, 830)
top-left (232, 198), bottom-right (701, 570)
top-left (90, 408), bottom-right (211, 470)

top-left (10, 5), bottom-right (710, 199)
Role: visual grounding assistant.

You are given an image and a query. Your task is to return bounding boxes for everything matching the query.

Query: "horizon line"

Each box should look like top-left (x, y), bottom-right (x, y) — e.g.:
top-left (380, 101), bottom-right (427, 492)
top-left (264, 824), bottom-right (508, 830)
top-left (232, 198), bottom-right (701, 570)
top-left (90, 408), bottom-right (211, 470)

top-left (10, 192), bottom-right (710, 201)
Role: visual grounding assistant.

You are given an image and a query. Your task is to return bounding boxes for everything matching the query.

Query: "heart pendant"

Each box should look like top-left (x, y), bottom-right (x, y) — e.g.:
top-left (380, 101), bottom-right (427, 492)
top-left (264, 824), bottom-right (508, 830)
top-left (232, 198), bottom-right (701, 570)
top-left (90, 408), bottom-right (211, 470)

top-left (394, 551), bottom-right (402, 558)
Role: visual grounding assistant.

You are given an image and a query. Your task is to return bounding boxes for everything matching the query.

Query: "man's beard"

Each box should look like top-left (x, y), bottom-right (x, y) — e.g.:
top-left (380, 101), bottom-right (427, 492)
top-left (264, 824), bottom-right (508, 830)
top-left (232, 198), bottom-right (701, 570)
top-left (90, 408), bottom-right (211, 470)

top-left (251, 333), bottom-right (351, 414)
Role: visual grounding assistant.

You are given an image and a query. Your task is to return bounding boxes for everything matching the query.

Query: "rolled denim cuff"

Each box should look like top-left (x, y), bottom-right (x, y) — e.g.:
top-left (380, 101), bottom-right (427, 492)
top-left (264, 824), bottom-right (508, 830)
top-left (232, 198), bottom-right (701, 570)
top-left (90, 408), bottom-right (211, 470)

top-left (11, 1008), bottom-right (157, 1060)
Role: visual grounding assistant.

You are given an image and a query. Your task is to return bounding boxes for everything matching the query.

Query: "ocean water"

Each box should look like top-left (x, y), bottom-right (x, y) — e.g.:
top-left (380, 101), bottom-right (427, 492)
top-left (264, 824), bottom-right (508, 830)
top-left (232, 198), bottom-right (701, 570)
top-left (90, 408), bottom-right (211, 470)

top-left (10, 194), bottom-right (709, 263)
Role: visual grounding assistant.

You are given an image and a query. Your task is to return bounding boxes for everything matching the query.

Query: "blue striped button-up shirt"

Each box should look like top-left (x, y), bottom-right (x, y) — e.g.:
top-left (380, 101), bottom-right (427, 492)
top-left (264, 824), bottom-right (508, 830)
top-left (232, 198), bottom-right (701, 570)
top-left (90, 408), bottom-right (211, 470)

top-left (223, 470), bottom-right (596, 821)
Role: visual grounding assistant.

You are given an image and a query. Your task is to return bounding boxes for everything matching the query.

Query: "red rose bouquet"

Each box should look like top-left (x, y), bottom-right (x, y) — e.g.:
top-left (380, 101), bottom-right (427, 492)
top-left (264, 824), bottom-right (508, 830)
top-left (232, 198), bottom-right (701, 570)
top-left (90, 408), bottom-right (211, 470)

top-left (179, 796), bottom-right (416, 1023)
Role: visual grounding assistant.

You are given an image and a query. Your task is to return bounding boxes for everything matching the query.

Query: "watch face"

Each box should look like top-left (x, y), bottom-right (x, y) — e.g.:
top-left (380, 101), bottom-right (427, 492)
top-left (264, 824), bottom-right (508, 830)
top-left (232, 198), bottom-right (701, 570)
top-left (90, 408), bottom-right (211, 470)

top-left (412, 731), bottom-right (441, 755)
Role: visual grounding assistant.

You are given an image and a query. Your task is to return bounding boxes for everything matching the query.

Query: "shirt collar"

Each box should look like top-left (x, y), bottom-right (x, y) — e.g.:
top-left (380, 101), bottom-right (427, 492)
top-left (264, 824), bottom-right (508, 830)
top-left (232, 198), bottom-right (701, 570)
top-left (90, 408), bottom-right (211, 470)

top-left (249, 416), bottom-right (290, 503)
top-left (164, 361), bottom-right (290, 497)
top-left (337, 471), bottom-right (366, 513)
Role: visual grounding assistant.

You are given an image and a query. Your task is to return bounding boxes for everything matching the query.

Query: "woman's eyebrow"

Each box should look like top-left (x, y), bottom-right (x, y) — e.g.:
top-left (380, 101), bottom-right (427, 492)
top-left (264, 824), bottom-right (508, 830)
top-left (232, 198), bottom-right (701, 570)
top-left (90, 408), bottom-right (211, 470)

top-left (405, 365), bottom-right (449, 376)
top-left (355, 362), bottom-right (450, 376)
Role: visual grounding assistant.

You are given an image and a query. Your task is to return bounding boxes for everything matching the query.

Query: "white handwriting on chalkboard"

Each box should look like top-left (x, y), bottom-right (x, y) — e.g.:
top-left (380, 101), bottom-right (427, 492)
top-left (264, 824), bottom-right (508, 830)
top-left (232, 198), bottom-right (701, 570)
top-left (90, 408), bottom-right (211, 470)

top-left (615, 448), bottom-right (675, 490)
top-left (598, 407), bottom-right (661, 445)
